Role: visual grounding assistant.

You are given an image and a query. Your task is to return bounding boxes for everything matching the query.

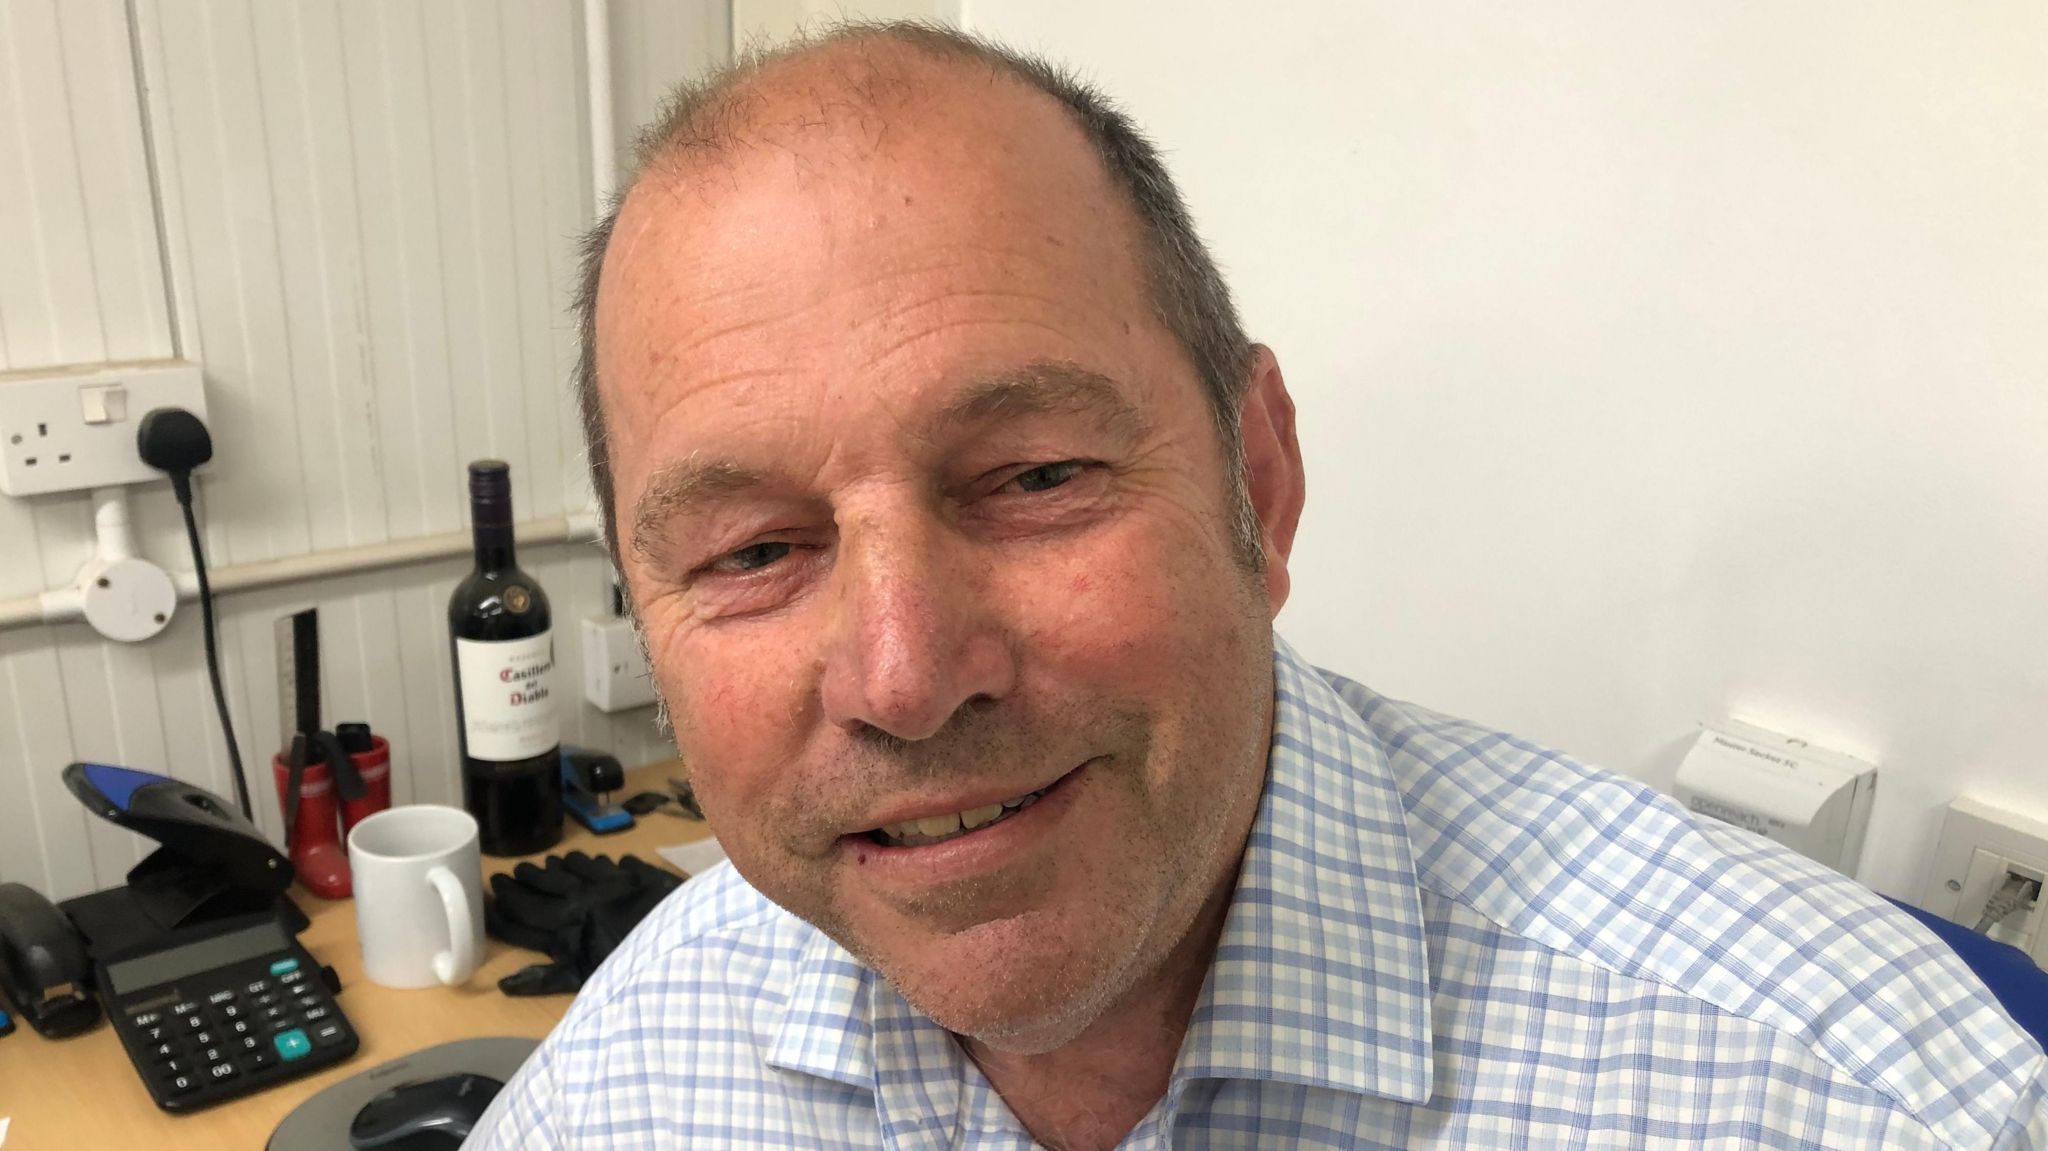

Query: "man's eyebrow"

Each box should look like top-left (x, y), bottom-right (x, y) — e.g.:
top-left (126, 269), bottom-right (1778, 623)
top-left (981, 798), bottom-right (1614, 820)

top-left (931, 360), bottom-right (1149, 445)
top-left (628, 363), bottom-right (1146, 562)
top-left (631, 458), bottom-right (763, 562)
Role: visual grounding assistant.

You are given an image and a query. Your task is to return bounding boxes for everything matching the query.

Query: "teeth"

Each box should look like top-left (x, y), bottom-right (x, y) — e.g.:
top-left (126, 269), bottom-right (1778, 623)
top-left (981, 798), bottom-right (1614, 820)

top-left (872, 787), bottom-right (1048, 847)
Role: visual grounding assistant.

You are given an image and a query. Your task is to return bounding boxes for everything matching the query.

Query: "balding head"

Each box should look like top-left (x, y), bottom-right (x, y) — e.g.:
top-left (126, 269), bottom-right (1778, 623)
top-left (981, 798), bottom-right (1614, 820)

top-left (572, 22), bottom-right (1255, 573)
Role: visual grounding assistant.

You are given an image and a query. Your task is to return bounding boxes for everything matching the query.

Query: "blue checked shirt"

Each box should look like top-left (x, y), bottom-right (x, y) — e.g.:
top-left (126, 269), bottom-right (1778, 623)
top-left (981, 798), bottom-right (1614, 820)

top-left (468, 637), bottom-right (2048, 1149)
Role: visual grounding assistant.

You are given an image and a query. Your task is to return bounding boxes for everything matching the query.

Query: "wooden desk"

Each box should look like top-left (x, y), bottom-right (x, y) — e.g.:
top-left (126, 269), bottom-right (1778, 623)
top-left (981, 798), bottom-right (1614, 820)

top-left (0, 762), bottom-right (709, 1150)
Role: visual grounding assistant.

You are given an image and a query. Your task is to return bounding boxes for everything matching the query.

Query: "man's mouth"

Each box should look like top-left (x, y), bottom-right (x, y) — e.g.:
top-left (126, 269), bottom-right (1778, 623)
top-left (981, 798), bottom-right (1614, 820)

top-left (864, 777), bottom-right (1064, 848)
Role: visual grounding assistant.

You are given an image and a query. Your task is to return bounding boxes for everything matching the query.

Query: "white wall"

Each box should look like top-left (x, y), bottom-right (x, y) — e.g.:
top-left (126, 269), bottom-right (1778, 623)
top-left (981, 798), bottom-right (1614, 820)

top-left (0, 0), bottom-right (726, 899)
top-left (964, 0), bottom-right (2048, 900)
top-left (732, 0), bottom-right (955, 51)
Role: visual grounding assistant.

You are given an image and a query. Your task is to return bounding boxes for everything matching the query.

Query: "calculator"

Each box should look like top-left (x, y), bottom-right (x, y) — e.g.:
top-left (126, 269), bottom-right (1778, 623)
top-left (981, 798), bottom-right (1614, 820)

top-left (96, 910), bottom-right (358, 1112)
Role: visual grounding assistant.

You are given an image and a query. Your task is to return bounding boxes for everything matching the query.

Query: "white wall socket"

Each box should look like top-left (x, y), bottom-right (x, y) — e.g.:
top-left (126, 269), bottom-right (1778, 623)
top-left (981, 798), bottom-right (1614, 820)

top-left (582, 614), bottom-right (659, 713)
top-left (1919, 795), bottom-right (2048, 969)
top-left (0, 360), bottom-right (208, 497)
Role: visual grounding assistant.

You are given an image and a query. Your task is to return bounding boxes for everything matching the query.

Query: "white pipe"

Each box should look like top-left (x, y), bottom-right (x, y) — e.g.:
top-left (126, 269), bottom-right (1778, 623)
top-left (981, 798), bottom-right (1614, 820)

top-left (132, 0), bottom-right (203, 361)
top-left (31, 586), bottom-right (84, 627)
top-left (585, 0), bottom-right (615, 209)
top-left (92, 486), bottom-right (135, 563)
top-left (0, 515), bottom-right (601, 632)
top-left (564, 505), bottom-right (601, 542)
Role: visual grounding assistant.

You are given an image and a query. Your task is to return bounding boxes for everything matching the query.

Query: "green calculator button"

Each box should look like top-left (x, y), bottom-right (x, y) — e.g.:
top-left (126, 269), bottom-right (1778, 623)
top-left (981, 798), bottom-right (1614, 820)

top-left (274, 1028), bottom-right (312, 1061)
top-left (269, 957), bottom-right (300, 976)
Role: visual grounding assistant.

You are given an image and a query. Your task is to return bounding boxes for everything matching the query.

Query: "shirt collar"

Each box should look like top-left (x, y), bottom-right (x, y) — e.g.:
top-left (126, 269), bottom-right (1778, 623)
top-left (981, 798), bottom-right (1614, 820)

top-left (767, 929), bottom-right (877, 1091)
top-left (768, 930), bottom-right (976, 1148)
top-left (1170, 635), bottom-right (1435, 1105)
top-left (766, 634), bottom-right (1436, 1122)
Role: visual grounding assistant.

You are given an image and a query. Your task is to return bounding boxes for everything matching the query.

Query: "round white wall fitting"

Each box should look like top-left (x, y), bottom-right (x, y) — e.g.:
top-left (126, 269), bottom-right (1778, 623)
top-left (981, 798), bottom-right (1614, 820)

top-left (78, 556), bottom-right (178, 642)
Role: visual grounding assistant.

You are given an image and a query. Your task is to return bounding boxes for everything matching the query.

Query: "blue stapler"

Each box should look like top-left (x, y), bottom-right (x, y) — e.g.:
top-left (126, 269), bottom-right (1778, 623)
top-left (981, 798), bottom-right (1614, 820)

top-left (560, 747), bottom-right (634, 835)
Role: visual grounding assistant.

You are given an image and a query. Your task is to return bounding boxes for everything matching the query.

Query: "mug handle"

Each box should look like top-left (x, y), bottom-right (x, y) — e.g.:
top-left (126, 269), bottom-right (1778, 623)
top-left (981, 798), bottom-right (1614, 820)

top-left (427, 865), bottom-right (480, 985)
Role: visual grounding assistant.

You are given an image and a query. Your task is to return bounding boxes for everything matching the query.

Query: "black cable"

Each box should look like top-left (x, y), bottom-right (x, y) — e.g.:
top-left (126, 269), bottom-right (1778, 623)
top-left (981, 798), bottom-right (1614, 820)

top-left (137, 406), bottom-right (253, 823)
top-left (176, 489), bottom-right (253, 821)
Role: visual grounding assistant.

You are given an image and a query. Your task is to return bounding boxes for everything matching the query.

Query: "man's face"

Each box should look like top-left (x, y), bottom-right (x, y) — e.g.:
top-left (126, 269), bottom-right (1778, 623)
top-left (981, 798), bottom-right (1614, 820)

top-left (600, 66), bottom-right (1293, 1050)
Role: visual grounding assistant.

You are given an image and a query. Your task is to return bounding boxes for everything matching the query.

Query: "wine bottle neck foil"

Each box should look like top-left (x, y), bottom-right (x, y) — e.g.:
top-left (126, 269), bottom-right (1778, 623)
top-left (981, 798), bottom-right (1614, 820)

top-left (468, 459), bottom-right (516, 564)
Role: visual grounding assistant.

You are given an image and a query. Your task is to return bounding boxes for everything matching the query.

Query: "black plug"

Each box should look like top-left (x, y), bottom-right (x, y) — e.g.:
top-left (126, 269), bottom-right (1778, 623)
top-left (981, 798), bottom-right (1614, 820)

top-left (137, 406), bottom-right (213, 505)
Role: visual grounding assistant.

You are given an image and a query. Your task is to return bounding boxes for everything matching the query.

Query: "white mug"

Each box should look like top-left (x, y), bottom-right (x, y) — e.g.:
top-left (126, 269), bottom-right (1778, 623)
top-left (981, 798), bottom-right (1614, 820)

top-left (347, 805), bottom-right (486, 989)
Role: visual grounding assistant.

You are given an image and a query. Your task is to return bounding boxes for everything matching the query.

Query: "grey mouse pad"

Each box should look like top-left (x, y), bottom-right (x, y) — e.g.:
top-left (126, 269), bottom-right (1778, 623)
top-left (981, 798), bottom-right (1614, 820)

top-left (267, 1036), bottom-right (539, 1151)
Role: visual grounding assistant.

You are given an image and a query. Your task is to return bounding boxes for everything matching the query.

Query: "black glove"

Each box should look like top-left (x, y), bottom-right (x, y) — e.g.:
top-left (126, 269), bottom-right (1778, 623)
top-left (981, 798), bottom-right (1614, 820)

top-left (484, 851), bottom-right (685, 996)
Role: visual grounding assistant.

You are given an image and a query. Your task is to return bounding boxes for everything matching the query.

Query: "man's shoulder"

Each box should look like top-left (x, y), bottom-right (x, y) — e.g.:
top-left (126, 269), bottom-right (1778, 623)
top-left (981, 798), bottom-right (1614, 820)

top-left (1313, 667), bottom-right (2047, 1148)
top-left (466, 862), bottom-right (848, 1148)
top-left (580, 856), bottom-right (807, 999)
top-left (550, 858), bottom-right (818, 1055)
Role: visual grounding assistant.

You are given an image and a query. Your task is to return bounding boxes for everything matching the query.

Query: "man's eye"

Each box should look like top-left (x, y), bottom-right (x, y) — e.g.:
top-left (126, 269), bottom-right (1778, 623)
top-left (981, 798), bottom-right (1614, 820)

top-left (1004, 461), bottom-right (1085, 494)
top-left (710, 541), bottom-right (792, 574)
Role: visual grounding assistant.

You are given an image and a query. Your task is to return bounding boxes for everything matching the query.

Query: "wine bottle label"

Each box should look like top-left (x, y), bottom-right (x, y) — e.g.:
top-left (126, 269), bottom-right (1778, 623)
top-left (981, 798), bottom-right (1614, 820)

top-left (455, 632), bottom-right (559, 760)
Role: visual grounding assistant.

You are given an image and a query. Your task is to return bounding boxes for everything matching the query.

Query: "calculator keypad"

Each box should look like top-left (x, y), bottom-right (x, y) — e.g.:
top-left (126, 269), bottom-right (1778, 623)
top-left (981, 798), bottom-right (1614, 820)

top-left (116, 952), bottom-right (356, 1112)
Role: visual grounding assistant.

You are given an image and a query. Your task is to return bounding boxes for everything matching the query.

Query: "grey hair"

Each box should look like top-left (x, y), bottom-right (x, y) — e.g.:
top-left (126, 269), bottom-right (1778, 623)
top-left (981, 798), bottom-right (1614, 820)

top-left (573, 20), bottom-right (1261, 574)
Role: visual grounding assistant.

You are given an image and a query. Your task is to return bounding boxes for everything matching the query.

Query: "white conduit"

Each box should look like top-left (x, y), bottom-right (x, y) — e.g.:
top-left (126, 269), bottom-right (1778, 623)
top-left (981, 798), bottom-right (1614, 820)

top-left (94, 486), bottom-right (135, 562)
top-left (0, 513), bottom-right (601, 633)
top-left (586, 0), bottom-right (615, 208)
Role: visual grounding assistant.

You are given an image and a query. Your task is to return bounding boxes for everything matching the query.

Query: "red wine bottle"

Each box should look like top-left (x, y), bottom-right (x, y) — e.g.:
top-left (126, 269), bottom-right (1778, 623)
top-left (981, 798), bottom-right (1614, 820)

top-left (448, 460), bottom-right (563, 856)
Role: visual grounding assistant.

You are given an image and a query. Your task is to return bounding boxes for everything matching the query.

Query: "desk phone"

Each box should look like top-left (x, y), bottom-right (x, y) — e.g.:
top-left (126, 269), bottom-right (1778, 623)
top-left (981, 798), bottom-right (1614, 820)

top-left (100, 911), bottom-right (358, 1113)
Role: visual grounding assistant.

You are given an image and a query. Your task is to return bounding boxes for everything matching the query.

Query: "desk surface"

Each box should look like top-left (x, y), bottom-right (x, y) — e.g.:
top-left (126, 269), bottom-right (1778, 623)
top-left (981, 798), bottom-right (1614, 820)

top-left (0, 761), bottom-right (710, 1150)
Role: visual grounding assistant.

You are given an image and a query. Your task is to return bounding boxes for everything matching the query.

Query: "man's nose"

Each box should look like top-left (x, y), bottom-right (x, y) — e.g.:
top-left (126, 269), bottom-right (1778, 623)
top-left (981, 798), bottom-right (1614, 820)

top-left (818, 515), bottom-right (1015, 742)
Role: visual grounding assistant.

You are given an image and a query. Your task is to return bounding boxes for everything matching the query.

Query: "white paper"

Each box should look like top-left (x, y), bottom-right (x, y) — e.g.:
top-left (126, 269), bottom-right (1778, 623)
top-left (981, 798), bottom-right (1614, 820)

top-left (658, 836), bottom-right (728, 876)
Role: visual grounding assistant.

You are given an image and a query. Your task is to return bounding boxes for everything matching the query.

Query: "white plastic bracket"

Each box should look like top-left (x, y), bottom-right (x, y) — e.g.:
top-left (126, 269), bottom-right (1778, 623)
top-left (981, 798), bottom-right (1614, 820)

top-left (59, 487), bottom-right (177, 642)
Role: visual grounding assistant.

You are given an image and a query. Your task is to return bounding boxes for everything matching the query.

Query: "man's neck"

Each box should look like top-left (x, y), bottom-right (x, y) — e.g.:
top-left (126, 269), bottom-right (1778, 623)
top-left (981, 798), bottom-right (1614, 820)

top-left (960, 876), bottom-right (1238, 1151)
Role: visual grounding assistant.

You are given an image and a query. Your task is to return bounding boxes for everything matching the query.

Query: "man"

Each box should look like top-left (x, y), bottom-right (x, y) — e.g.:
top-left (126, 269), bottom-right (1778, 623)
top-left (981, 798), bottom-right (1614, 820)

top-left (470, 22), bottom-right (2045, 1150)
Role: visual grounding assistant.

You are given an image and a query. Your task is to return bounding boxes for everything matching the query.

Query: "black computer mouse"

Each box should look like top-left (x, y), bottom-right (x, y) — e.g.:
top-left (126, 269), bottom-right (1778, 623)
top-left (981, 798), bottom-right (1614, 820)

top-left (349, 1072), bottom-right (505, 1150)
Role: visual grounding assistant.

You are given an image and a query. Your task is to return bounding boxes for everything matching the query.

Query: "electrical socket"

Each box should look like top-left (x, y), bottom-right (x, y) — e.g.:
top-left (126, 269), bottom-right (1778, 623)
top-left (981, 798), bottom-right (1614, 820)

top-left (582, 614), bottom-right (658, 713)
top-left (1920, 796), bottom-right (2048, 970)
top-left (1956, 849), bottom-right (2043, 949)
top-left (0, 360), bottom-right (207, 497)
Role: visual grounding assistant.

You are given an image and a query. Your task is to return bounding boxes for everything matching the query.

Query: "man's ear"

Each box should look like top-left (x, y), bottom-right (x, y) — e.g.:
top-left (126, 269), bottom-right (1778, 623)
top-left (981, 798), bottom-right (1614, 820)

top-left (1237, 344), bottom-right (1305, 617)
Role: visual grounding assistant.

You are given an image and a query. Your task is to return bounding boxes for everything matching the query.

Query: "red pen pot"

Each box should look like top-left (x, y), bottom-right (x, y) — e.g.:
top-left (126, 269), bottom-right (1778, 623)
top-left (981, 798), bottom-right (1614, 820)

top-left (342, 735), bottom-right (393, 834)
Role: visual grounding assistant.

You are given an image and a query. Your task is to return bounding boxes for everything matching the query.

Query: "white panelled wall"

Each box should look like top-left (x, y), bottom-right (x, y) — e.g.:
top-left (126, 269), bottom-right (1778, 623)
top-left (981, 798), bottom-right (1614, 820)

top-left (0, 0), bottom-right (727, 899)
